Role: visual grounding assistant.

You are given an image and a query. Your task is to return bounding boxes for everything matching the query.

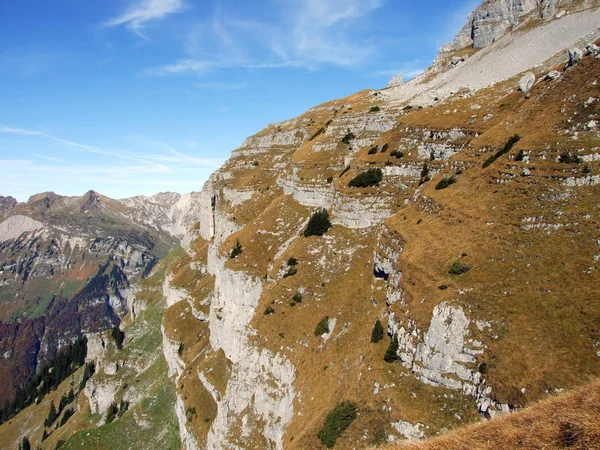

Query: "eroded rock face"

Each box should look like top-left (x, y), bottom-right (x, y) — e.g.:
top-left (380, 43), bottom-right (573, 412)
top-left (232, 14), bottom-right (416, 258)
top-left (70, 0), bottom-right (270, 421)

top-left (446, 0), bottom-right (567, 51)
top-left (204, 248), bottom-right (296, 450)
top-left (413, 303), bottom-right (483, 392)
top-left (84, 378), bottom-right (119, 416)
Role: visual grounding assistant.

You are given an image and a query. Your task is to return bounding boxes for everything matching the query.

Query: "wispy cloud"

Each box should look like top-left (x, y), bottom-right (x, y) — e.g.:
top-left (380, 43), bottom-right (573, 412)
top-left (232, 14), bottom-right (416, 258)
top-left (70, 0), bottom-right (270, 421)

top-left (146, 58), bottom-right (304, 76)
top-left (0, 124), bottom-right (223, 169)
top-left (34, 153), bottom-right (66, 163)
top-left (0, 126), bottom-right (43, 136)
top-left (100, 0), bottom-right (185, 38)
top-left (146, 0), bottom-right (383, 76)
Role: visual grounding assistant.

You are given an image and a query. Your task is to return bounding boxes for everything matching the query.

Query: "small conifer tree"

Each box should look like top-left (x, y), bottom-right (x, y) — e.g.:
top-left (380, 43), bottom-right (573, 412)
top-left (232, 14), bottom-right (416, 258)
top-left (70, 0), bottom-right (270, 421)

top-left (384, 334), bottom-right (400, 363)
top-left (304, 209), bottom-right (332, 237)
top-left (230, 239), bottom-right (242, 258)
top-left (371, 319), bottom-right (385, 343)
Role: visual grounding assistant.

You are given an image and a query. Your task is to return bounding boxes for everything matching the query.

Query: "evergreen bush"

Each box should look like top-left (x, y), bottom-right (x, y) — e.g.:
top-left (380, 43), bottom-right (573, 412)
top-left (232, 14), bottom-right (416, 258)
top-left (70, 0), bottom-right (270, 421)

top-left (371, 319), bottom-right (385, 343)
top-left (435, 176), bottom-right (457, 190)
top-left (304, 209), bottom-right (332, 237)
top-left (449, 261), bottom-right (470, 275)
top-left (315, 317), bottom-right (330, 336)
top-left (317, 402), bottom-right (358, 448)
top-left (348, 169), bottom-right (383, 188)
top-left (230, 239), bottom-right (242, 258)
top-left (384, 335), bottom-right (400, 363)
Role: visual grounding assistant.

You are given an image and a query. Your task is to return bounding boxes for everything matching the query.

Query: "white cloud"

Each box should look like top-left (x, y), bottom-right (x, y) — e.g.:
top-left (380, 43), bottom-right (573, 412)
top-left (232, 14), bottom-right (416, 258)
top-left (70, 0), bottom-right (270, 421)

top-left (147, 0), bottom-right (383, 76)
top-left (100, 0), bottom-right (184, 38)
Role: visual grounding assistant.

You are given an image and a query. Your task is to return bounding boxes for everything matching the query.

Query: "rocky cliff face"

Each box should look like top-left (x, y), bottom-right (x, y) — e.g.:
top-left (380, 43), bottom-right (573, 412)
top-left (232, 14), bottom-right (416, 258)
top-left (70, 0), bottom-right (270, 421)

top-left (449, 0), bottom-right (578, 51)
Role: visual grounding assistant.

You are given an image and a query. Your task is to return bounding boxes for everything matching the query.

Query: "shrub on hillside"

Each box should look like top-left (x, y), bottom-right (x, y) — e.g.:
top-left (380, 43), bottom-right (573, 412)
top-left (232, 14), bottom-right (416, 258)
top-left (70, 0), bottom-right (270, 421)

top-left (317, 402), bottom-right (358, 448)
top-left (264, 306), bottom-right (275, 315)
top-left (20, 437), bottom-right (31, 450)
top-left (106, 402), bottom-right (118, 424)
top-left (291, 292), bottom-right (303, 306)
top-left (230, 239), bottom-right (242, 258)
top-left (348, 169), bottom-right (383, 188)
top-left (309, 127), bottom-right (325, 141)
top-left (449, 261), bottom-right (470, 275)
top-left (483, 134), bottom-right (521, 168)
top-left (381, 143), bottom-right (389, 153)
top-left (304, 209), bottom-right (332, 237)
top-left (341, 132), bottom-right (356, 145)
top-left (435, 176), bottom-right (457, 190)
top-left (419, 162), bottom-right (431, 185)
top-left (45, 401), bottom-right (58, 428)
top-left (559, 152), bottom-right (581, 164)
top-left (368, 146), bottom-right (379, 155)
top-left (384, 334), bottom-right (400, 363)
top-left (315, 317), bottom-right (330, 336)
top-left (370, 106), bottom-right (381, 113)
top-left (515, 150), bottom-right (525, 161)
top-left (59, 408), bottom-right (74, 427)
top-left (371, 319), bottom-right (385, 343)
top-left (283, 266), bottom-right (297, 278)
top-left (111, 326), bottom-right (125, 350)
top-left (79, 361), bottom-right (95, 392)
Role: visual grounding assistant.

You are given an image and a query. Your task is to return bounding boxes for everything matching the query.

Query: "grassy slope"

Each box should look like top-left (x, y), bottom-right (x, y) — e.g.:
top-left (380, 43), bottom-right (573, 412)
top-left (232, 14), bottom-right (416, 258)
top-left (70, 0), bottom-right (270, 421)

top-left (178, 52), bottom-right (600, 448)
top-left (391, 379), bottom-right (600, 450)
top-left (0, 250), bottom-right (183, 450)
top-left (58, 251), bottom-right (183, 450)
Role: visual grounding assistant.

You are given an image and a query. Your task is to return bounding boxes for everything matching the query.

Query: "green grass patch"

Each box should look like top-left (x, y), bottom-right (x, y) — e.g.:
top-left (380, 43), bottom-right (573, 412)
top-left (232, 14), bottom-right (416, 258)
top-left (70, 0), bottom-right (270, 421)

top-left (317, 402), bottom-right (357, 448)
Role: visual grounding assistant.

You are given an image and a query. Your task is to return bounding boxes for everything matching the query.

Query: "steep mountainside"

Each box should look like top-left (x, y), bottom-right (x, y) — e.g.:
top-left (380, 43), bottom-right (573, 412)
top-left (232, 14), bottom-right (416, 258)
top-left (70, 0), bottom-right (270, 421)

top-left (0, 190), bottom-right (201, 411)
top-left (156, 3), bottom-right (600, 448)
top-left (1, 1), bottom-right (600, 449)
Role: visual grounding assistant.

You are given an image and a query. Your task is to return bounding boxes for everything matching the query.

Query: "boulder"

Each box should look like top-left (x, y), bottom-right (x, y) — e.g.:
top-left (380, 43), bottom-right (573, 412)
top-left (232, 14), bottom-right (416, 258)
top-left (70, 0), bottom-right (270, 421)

top-left (388, 73), bottom-right (404, 87)
top-left (585, 43), bottom-right (600, 56)
top-left (568, 47), bottom-right (584, 66)
top-left (546, 70), bottom-right (561, 80)
top-left (519, 72), bottom-right (536, 93)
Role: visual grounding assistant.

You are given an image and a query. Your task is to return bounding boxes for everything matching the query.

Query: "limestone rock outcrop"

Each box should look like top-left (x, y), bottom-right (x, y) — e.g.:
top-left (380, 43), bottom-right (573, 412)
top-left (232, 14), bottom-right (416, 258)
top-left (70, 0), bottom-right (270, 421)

top-left (449, 0), bottom-right (568, 51)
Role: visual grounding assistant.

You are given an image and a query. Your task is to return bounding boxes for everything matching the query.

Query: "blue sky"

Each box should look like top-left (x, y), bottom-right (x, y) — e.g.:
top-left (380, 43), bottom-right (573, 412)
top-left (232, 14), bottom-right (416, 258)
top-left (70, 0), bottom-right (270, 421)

top-left (0, 0), bottom-right (478, 201)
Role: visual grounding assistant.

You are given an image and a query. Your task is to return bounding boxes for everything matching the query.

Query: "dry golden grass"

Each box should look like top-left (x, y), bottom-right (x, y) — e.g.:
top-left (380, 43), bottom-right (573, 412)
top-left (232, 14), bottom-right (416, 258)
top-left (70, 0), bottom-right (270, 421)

top-left (168, 53), bottom-right (600, 448)
top-left (391, 379), bottom-right (600, 450)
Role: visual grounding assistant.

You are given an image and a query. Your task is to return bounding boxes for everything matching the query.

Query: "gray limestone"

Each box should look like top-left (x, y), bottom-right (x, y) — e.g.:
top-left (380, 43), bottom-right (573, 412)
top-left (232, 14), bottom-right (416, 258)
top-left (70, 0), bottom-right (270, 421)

top-left (388, 73), bottom-right (404, 87)
top-left (568, 47), bottom-right (584, 66)
top-left (0, 215), bottom-right (44, 242)
top-left (519, 72), bottom-right (536, 93)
